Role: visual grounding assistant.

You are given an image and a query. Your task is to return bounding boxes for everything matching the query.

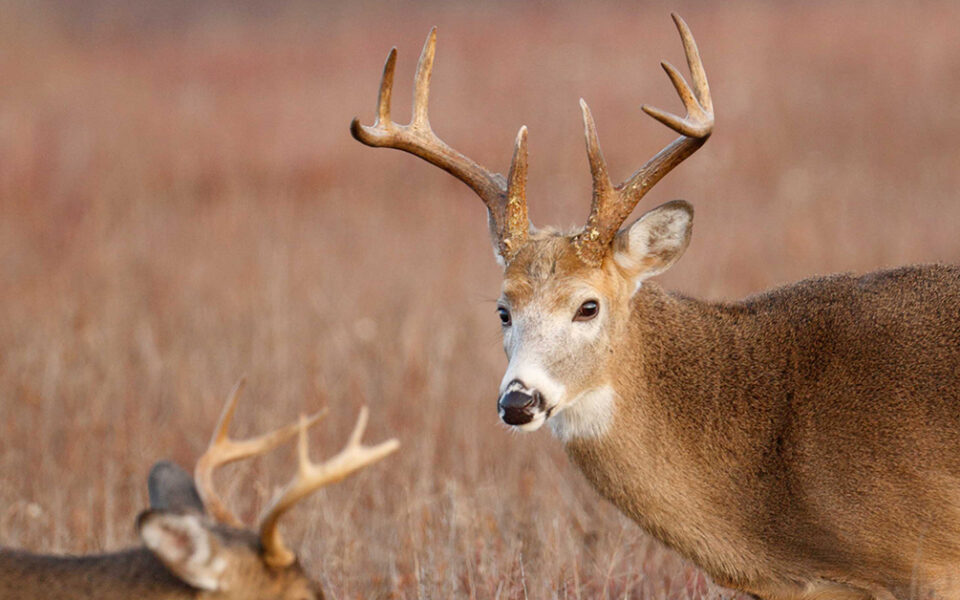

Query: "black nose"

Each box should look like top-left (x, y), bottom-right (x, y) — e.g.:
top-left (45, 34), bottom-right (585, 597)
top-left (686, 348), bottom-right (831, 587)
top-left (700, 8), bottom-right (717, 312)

top-left (499, 389), bottom-right (541, 425)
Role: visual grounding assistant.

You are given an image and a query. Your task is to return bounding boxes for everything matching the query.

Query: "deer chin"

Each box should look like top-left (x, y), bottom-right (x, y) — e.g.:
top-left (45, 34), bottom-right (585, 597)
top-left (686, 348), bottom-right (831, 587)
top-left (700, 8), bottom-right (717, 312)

top-left (505, 386), bottom-right (616, 440)
top-left (513, 408), bottom-right (549, 432)
top-left (547, 386), bottom-right (616, 442)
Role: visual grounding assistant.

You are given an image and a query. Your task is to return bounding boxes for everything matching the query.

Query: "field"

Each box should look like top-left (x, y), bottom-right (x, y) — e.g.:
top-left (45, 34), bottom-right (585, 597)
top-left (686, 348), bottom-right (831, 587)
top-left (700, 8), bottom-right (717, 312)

top-left (1, 1), bottom-right (959, 597)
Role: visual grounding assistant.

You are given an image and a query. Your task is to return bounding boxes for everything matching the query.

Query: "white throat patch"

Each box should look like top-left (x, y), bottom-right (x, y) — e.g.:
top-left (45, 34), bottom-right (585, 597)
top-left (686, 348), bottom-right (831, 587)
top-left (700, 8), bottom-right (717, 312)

top-left (548, 386), bottom-right (616, 442)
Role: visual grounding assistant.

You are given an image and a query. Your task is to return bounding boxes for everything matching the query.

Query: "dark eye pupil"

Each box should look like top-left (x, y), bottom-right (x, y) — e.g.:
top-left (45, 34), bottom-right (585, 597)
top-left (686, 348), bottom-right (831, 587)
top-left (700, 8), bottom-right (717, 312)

top-left (576, 300), bottom-right (599, 320)
top-left (497, 307), bottom-right (511, 325)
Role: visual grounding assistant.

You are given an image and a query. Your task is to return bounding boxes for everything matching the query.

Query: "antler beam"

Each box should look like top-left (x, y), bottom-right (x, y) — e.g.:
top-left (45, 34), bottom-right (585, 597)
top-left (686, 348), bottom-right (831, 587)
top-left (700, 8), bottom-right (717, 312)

top-left (573, 13), bottom-right (714, 266)
top-left (259, 407), bottom-right (400, 568)
top-left (351, 28), bottom-right (530, 262)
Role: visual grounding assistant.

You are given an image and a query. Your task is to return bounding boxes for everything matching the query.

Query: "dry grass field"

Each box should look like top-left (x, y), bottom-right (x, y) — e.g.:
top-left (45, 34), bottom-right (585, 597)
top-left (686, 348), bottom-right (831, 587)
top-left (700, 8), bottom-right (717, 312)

top-left (1, 1), bottom-right (959, 597)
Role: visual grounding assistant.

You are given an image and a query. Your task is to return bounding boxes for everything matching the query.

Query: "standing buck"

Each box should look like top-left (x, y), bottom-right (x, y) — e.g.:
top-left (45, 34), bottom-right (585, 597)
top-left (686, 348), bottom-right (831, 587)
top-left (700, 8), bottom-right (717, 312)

top-left (352, 14), bottom-right (960, 600)
top-left (0, 382), bottom-right (398, 600)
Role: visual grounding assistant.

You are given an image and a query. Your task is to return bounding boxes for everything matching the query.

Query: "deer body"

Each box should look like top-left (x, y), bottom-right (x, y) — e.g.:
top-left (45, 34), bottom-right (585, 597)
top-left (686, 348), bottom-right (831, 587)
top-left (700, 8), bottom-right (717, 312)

top-left (559, 264), bottom-right (960, 598)
top-left (0, 530), bottom-right (285, 600)
top-left (0, 547), bottom-right (193, 599)
top-left (351, 14), bottom-right (960, 599)
top-left (0, 523), bottom-right (318, 600)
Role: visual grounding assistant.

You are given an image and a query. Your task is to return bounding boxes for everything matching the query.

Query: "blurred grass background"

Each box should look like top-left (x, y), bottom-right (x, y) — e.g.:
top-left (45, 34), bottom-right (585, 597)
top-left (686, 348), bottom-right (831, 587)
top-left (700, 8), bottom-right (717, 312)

top-left (1, 0), bottom-right (958, 597)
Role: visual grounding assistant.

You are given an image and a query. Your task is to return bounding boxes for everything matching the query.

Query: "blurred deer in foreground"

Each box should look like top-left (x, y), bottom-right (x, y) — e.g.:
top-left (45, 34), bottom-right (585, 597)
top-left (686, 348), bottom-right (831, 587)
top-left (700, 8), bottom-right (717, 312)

top-left (352, 14), bottom-right (960, 600)
top-left (0, 382), bottom-right (399, 600)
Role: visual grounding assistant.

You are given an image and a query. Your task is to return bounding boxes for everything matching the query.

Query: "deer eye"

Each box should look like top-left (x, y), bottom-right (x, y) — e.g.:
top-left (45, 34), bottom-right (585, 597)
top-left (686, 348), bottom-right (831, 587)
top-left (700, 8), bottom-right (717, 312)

top-left (497, 306), bottom-right (512, 326)
top-left (574, 300), bottom-right (599, 322)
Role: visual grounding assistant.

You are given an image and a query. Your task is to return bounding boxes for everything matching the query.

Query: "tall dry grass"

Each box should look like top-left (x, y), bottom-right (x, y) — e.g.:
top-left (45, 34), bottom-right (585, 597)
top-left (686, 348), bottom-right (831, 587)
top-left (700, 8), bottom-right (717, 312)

top-left (1, 1), bottom-right (958, 597)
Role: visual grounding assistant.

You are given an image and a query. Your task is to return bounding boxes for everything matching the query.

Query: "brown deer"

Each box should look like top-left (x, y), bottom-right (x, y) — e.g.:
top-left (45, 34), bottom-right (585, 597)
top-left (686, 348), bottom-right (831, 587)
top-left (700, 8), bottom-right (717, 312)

top-left (351, 14), bottom-right (960, 600)
top-left (0, 381), bottom-right (399, 599)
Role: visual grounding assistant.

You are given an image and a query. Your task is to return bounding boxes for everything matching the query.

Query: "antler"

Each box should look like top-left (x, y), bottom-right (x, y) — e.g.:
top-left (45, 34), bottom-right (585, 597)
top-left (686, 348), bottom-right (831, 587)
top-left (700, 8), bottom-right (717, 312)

top-left (350, 27), bottom-right (530, 262)
top-left (194, 379), bottom-right (325, 527)
top-left (573, 13), bottom-right (714, 266)
top-left (259, 406), bottom-right (400, 568)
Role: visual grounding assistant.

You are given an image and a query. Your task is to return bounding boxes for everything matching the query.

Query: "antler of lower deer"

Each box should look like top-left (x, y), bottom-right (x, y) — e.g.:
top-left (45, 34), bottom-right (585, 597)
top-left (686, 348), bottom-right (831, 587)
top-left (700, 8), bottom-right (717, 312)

top-left (258, 406), bottom-right (400, 568)
top-left (194, 379), bottom-right (325, 527)
top-left (350, 27), bottom-right (530, 262)
top-left (573, 13), bottom-right (714, 266)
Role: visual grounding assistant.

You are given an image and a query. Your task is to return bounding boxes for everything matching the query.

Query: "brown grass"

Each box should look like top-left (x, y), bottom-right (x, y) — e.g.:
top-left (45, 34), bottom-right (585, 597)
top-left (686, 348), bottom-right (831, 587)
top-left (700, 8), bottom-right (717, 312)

top-left (1, 1), bottom-right (958, 597)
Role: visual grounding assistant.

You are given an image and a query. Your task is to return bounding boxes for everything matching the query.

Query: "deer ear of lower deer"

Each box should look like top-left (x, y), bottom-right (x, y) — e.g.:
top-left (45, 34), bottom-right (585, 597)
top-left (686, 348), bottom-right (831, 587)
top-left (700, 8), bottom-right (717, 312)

top-left (137, 510), bottom-right (227, 592)
top-left (148, 461), bottom-right (206, 514)
top-left (612, 200), bottom-right (693, 284)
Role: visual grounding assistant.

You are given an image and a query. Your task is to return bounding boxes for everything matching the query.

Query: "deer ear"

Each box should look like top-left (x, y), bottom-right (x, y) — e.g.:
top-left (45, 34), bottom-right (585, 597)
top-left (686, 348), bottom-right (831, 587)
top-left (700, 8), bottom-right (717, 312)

top-left (612, 200), bottom-right (693, 284)
top-left (148, 461), bottom-right (206, 514)
top-left (138, 510), bottom-right (227, 591)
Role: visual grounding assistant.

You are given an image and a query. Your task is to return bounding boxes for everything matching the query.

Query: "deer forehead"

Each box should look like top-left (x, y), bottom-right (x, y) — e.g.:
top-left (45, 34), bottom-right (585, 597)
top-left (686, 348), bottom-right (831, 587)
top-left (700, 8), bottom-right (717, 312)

top-left (501, 234), bottom-right (626, 310)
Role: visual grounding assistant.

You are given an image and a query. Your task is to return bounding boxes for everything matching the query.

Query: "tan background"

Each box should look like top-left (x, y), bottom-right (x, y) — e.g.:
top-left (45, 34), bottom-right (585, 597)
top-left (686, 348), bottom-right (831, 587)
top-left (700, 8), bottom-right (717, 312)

top-left (1, 1), bottom-right (958, 597)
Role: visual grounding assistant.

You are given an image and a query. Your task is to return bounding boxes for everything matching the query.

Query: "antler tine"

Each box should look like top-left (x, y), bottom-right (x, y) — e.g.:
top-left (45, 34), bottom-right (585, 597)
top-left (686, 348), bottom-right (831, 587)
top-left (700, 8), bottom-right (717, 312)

top-left (642, 60), bottom-right (708, 137)
top-left (411, 27), bottom-right (436, 128)
top-left (501, 126), bottom-right (529, 256)
top-left (640, 13), bottom-right (712, 137)
top-left (580, 100), bottom-right (613, 198)
top-left (259, 407), bottom-right (400, 568)
top-left (673, 12), bottom-right (712, 114)
top-left (351, 28), bottom-right (529, 262)
top-left (573, 13), bottom-right (714, 267)
top-left (375, 48), bottom-right (397, 127)
top-left (578, 99), bottom-right (615, 251)
top-left (194, 378), bottom-right (327, 527)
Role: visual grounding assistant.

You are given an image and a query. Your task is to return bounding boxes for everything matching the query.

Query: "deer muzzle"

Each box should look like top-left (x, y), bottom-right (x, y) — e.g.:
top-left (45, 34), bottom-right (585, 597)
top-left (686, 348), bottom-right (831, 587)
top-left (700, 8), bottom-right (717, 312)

top-left (498, 381), bottom-right (544, 426)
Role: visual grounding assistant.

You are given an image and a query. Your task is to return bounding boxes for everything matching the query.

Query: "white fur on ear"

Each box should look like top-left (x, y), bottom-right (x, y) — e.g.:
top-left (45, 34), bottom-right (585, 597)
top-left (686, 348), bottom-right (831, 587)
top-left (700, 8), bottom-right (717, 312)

top-left (613, 200), bottom-right (693, 285)
top-left (138, 511), bottom-right (227, 591)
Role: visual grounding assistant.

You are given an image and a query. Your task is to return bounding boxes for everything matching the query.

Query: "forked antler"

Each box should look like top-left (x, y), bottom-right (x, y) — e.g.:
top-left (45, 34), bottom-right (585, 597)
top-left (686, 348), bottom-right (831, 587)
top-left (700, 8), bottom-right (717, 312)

top-left (350, 27), bottom-right (530, 262)
top-left (194, 379), bottom-right (325, 527)
top-left (258, 407), bottom-right (400, 568)
top-left (573, 13), bottom-right (714, 266)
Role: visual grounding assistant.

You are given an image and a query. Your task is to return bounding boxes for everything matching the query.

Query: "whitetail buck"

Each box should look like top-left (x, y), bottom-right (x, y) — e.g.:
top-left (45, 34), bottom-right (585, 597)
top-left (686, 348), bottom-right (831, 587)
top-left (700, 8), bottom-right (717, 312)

top-left (352, 14), bottom-right (960, 600)
top-left (0, 382), bottom-right (398, 599)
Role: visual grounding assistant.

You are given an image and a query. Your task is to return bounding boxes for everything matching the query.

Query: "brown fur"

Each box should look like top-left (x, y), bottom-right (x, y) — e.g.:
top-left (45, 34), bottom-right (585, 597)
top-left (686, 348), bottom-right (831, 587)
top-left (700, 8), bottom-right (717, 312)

top-left (0, 525), bottom-right (323, 600)
top-left (507, 231), bottom-right (960, 599)
top-left (0, 547), bottom-right (194, 599)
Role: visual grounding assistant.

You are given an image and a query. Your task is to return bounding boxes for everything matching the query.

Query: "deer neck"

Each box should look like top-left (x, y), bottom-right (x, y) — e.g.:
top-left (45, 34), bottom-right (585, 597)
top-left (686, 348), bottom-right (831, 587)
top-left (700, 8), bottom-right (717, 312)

top-left (561, 282), bottom-right (772, 584)
top-left (0, 547), bottom-right (196, 599)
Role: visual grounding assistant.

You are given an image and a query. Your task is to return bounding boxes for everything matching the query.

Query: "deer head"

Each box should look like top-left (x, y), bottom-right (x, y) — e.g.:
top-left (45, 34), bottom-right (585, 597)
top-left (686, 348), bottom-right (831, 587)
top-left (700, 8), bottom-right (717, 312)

top-left (352, 14), bottom-right (713, 440)
top-left (138, 381), bottom-right (399, 599)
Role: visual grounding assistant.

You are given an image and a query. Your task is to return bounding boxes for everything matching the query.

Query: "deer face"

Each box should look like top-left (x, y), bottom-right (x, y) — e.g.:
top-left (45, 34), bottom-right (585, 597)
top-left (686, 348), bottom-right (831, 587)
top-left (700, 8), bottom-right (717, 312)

top-left (137, 510), bottom-right (324, 600)
top-left (496, 232), bottom-right (622, 436)
top-left (495, 202), bottom-right (693, 440)
top-left (139, 460), bottom-right (324, 600)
